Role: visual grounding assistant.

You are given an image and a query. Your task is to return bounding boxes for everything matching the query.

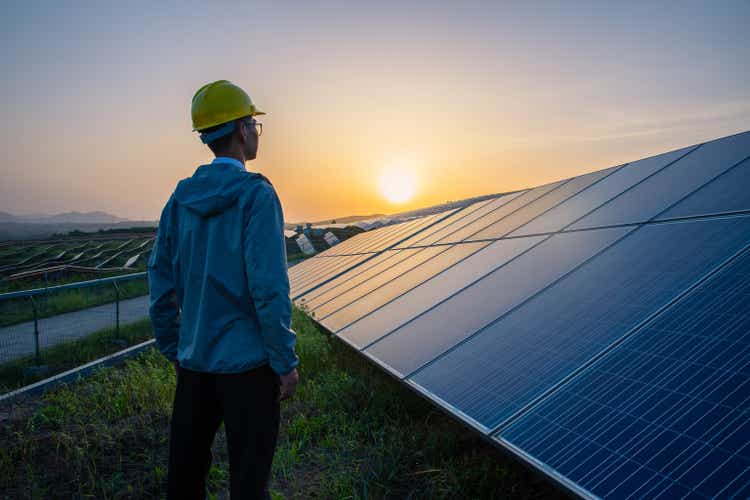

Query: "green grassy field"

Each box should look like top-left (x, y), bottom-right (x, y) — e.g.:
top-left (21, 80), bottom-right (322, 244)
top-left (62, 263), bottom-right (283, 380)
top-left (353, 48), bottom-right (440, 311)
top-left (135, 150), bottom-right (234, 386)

top-left (0, 308), bottom-right (562, 499)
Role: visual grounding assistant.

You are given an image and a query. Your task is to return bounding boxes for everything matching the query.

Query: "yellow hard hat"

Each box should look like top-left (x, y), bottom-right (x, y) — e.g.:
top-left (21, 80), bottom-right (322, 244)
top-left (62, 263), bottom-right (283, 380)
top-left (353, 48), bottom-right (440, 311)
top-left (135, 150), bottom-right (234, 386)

top-left (191, 80), bottom-right (265, 132)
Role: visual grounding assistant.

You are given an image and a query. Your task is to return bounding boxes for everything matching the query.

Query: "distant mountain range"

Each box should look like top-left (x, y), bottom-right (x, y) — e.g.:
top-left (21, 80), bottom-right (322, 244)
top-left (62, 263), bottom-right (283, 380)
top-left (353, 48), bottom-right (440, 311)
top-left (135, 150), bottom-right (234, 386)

top-left (0, 211), bottom-right (156, 241)
top-left (0, 210), bottom-right (131, 224)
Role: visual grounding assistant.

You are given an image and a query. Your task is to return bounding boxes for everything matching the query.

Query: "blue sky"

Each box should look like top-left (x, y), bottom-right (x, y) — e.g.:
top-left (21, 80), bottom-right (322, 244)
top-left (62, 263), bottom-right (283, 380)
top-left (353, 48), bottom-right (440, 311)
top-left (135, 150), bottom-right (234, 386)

top-left (2, 1), bottom-right (748, 221)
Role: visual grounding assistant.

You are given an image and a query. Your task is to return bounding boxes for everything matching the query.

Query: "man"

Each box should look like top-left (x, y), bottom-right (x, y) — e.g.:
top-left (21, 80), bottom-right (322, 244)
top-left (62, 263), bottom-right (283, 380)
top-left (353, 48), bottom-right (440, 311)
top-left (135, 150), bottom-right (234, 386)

top-left (148, 79), bottom-right (299, 500)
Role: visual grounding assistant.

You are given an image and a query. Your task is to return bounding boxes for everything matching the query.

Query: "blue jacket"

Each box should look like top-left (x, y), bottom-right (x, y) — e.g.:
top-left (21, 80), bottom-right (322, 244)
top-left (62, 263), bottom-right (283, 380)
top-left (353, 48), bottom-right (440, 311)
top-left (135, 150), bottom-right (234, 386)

top-left (148, 158), bottom-right (299, 375)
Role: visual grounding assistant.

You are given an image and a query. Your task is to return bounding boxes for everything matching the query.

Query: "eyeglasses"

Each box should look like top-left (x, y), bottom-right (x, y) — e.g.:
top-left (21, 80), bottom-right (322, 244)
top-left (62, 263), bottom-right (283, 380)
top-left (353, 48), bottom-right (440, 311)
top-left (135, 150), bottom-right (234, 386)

top-left (244, 119), bottom-right (262, 137)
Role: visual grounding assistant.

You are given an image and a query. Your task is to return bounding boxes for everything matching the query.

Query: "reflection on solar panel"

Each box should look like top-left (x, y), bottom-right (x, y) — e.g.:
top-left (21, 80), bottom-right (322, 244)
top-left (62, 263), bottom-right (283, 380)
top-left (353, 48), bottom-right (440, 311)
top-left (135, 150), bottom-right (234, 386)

top-left (295, 234), bottom-right (316, 255)
top-left (323, 231), bottom-right (340, 247)
top-left (289, 129), bottom-right (750, 497)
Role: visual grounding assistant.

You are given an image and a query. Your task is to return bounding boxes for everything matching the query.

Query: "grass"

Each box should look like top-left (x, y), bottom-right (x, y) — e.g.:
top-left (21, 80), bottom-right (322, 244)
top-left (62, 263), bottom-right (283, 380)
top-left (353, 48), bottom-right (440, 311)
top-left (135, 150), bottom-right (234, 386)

top-left (0, 319), bottom-right (154, 393)
top-left (0, 277), bottom-right (149, 327)
top-left (0, 308), bottom-right (562, 499)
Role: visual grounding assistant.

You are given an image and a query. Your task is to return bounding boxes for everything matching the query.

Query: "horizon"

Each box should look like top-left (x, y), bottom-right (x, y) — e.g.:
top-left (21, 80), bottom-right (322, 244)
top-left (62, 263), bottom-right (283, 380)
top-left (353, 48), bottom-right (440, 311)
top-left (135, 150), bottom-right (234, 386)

top-left (2, 1), bottom-right (748, 222)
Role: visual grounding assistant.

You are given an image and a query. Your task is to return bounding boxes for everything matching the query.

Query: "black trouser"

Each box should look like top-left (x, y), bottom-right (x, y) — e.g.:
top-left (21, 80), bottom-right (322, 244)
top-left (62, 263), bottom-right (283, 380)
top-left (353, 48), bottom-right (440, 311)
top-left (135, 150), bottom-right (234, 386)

top-left (167, 364), bottom-right (281, 500)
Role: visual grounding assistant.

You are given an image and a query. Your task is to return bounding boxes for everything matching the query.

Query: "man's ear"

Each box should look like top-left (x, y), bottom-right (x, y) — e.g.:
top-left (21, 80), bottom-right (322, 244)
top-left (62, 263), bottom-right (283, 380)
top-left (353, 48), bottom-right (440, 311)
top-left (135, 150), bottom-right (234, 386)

top-left (236, 119), bottom-right (247, 144)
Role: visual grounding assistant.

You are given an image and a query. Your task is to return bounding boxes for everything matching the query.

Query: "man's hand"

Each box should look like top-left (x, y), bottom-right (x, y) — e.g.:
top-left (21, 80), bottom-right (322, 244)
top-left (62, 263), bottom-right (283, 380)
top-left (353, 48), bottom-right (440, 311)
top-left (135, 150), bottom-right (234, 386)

top-left (278, 368), bottom-right (299, 401)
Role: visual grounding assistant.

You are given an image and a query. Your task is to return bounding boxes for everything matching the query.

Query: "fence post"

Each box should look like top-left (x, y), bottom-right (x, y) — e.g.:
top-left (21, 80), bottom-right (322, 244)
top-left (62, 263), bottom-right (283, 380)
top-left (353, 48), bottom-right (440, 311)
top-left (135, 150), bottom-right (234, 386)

top-left (113, 281), bottom-right (120, 340)
top-left (30, 295), bottom-right (41, 365)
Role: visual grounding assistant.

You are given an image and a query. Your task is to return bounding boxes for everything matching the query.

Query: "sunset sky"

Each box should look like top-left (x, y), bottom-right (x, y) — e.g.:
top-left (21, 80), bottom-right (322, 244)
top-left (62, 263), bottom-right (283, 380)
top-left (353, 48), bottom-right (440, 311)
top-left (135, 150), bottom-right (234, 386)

top-left (2, 1), bottom-right (748, 223)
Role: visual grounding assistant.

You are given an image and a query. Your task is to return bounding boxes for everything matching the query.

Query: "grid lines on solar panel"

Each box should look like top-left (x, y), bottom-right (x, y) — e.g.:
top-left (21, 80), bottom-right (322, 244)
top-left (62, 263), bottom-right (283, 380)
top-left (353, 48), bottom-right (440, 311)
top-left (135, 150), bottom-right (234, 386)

top-left (509, 145), bottom-right (697, 237)
top-left (463, 166), bottom-right (619, 242)
top-left (290, 253), bottom-right (374, 298)
top-left (318, 242), bottom-right (486, 332)
top-left (322, 211), bottom-right (448, 256)
top-left (394, 180), bottom-right (565, 248)
top-left (300, 194), bottom-right (531, 313)
top-left (302, 247), bottom-right (445, 315)
top-left (290, 210), bottom-right (460, 298)
top-left (410, 215), bottom-right (750, 432)
top-left (362, 226), bottom-right (633, 376)
top-left (656, 157), bottom-right (750, 222)
top-left (392, 192), bottom-right (525, 249)
top-left (296, 196), bottom-right (516, 307)
top-left (500, 247), bottom-right (750, 499)
top-left (570, 130), bottom-right (750, 230)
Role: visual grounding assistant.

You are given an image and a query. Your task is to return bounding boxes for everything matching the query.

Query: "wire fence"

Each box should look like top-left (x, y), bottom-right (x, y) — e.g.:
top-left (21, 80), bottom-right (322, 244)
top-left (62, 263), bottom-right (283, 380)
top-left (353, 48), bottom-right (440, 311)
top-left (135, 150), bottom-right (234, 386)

top-left (0, 273), bottom-right (149, 374)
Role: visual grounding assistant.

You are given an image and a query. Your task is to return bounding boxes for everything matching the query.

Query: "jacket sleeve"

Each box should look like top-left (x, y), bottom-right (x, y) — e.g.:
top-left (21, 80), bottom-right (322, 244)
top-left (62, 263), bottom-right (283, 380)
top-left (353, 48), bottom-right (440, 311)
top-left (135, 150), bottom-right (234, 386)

top-left (148, 195), bottom-right (180, 362)
top-left (244, 182), bottom-right (299, 376)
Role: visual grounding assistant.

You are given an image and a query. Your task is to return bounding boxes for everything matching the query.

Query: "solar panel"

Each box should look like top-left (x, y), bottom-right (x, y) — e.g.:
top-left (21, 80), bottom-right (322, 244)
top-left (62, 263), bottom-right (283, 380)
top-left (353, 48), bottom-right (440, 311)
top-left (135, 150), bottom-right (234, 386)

top-left (393, 192), bottom-right (525, 249)
top-left (363, 226), bottom-right (632, 375)
top-left (302, 247), bottom-right (444, 313)
top-left (509, 145), bottom-right (696, 237)
top-left (500, 246), bottom-right (750, 499)
top-left (570, 130), bottom-right (750, 230)
top-left (411, 216), bottom-right (750, 432)
top-left (463, 166), bottom-right (620, 242)
top-left (655, 157), bottom-right (750, 221)
top-left (404, 181), bottom-right (565, 247)
top-left (290, 209), bottom-right (462, 298)
top-left (295, 196), bottom-right (522, 308)
top-left (323, 232), bottom-right (340, 247)
top-left (291, 253), bottom-right (374, 298)
top-left (324, 211), bottom-right (455, 256)
top-left (320, 242), bottom-right (486, 332)
top-left (295, 234), bottom-right (316, 255)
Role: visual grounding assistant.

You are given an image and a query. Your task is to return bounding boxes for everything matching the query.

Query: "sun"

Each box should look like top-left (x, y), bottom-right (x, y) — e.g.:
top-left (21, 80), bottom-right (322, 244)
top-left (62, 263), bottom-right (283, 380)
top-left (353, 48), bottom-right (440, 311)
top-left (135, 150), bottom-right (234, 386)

top-left (378, 168), bottom-right (417, 204)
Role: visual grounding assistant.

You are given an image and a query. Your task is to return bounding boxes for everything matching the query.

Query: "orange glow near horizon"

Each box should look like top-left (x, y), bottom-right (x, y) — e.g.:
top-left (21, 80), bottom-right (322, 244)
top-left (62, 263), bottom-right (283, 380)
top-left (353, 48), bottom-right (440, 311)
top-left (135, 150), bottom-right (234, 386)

top-left (1, 4), bottom-right (748, 224)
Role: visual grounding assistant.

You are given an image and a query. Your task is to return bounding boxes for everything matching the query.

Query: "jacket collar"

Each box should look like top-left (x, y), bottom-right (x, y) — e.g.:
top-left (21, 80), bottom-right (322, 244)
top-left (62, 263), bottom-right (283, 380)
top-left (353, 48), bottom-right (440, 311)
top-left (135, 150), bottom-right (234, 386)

top-left (211, 156), bottom-right (246, 172)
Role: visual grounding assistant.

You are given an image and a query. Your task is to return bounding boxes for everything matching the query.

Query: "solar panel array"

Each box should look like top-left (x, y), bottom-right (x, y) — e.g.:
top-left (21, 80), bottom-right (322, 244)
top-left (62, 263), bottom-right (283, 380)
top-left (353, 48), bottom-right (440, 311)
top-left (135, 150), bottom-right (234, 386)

top-left (289, 130), bottom-right (750, 498)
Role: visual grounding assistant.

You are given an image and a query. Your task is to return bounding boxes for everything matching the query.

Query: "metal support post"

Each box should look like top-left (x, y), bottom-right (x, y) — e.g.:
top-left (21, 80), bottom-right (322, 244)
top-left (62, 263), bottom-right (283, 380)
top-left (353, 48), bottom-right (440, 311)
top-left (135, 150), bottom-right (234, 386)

top-left (30, 295), bottom-right (41, 365)
top-left (113, 281), bottom-right (120, 340)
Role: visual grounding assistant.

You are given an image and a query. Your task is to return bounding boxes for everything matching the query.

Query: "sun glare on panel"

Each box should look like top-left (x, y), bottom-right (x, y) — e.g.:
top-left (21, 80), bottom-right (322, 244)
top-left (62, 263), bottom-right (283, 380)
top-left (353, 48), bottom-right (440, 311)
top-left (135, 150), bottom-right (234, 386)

top-left (378, 168), bottom-right (417, 204)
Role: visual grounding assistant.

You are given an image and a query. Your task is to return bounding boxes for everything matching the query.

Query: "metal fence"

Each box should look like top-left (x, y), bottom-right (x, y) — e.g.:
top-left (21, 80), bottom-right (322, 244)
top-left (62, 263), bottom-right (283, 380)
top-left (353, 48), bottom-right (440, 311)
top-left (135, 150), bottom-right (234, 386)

top-left (0, 272), bottom-right (149, 371)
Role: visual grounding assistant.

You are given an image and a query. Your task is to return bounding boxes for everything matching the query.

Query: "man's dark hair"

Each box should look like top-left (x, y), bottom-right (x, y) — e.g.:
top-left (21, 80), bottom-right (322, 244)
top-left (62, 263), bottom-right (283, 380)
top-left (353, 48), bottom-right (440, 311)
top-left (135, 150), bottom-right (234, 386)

top-left (202, 116), bottom-right (253, 155)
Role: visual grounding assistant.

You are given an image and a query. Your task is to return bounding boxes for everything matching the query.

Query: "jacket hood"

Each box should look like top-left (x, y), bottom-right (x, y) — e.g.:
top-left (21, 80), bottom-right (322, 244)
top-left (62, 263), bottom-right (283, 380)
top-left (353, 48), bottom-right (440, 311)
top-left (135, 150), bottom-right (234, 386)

top-left (174, 163), bottom-right (254, 217)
